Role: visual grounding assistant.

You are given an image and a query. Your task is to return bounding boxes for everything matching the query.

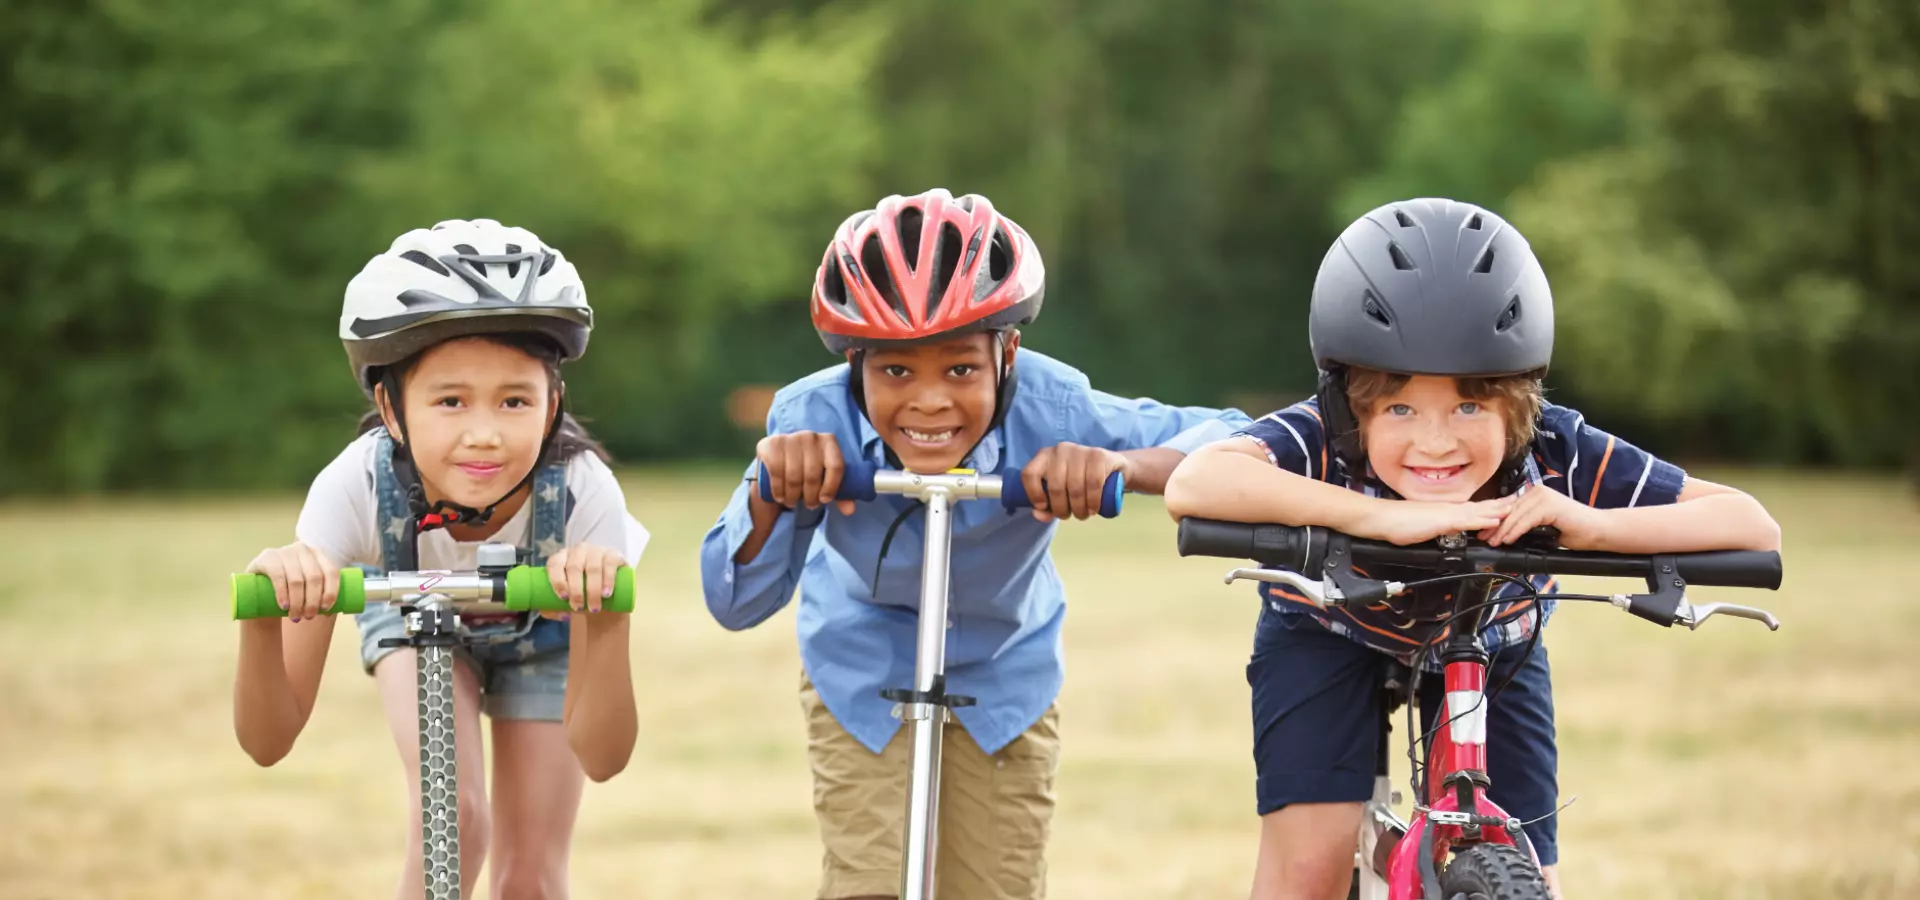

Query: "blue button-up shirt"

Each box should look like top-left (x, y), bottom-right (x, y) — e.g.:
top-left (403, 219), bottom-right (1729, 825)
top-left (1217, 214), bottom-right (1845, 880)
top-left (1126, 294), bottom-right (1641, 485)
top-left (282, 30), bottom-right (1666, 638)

top-left (700, 349), bottom-right (1249, 754)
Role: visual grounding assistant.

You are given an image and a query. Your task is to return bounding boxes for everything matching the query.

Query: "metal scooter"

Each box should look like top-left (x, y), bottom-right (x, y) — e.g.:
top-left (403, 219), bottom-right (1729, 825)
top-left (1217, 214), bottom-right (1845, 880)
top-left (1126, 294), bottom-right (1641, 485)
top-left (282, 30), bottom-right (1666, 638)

top-left (759, 460), bottom-right (1122, 900)
top-left (232, 544), bottom-right (635, 900)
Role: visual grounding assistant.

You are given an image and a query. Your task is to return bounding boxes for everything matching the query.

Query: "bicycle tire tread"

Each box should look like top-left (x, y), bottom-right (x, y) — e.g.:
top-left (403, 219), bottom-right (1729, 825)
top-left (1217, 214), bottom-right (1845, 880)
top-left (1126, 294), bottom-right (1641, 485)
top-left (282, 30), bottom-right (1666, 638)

top-left (1438, 843), bottom-right (1550, 900)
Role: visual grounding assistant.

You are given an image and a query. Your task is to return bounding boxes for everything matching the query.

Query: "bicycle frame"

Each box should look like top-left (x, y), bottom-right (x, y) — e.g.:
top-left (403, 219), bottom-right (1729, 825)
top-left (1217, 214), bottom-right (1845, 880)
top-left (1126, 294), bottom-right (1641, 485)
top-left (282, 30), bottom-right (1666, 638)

top-left (1385, 640), bottom-right (1533, 899)
top-left (1353, 583), bottom-right (1533, 900)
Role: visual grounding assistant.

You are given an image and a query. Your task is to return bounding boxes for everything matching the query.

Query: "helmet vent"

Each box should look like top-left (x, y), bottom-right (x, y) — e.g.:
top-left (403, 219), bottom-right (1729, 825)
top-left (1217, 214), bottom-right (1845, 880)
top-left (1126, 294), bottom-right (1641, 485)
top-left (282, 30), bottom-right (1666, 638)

top-left (504, 243), bottom-right (522, 278)
top-left (1474, 246), bottom-right (1496, 274)
top-left (1361, 290), bottom-right (1394, 327)
top-left (1467, 214), bottom-right (1484, 230)
top-left (987, 226), bottom-right (1014, 284)
top-left (861, 233), bottom-right (912, 324)
top-left (400, 250), bottom-right (450, 277)
top-left (539, 252), bottom-right (557, 276)
top-left (929, 223), bottom-right (963, 316)
top-left (1388, 242), bottom-right (1416, 271)
top-left (1394, 209), bottom-right (1414, 228)
top-left (897, 206), bottom-right (925, 268)
top-left (1496, 295), bottom-right (1522, 332)
top-left (453, 243), bottom-right (483, 276)
top-left (820, 254), bottom-right (850, 311)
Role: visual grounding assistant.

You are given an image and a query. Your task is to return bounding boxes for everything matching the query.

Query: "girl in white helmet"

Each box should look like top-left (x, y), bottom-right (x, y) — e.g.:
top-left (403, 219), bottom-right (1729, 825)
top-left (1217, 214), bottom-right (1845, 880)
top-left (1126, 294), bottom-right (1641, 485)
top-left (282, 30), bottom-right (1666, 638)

top-left (231, 219), bottom-right (647, 899)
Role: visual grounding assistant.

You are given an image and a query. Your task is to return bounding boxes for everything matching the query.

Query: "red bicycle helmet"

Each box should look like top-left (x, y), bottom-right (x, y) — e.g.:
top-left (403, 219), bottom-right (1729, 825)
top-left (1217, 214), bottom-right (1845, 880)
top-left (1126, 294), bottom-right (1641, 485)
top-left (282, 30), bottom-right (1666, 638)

top-left (812, 189), bottom-right (1045, 354)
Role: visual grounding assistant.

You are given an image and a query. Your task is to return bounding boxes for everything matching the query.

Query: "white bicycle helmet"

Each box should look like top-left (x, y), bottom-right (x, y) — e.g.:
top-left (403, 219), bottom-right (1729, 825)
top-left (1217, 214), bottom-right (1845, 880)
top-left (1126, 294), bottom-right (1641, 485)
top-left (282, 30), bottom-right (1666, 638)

top-left (341, 219), bottom-right (592, 392)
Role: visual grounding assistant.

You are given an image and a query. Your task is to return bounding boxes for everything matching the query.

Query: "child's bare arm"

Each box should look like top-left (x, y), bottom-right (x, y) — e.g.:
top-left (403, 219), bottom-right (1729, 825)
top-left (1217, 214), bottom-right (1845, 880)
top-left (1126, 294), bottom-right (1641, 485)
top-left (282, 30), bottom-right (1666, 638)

top-left (544, 543), bottom-right (638, 781)
top-left (233, 583), bottom-right (334, 766)
top-left (1487, 476), bottom-right (1780, 553)
top-left (563, 612), bottom-right (636, 782)
top-left (1114, 447), bottom-right (1184, 496)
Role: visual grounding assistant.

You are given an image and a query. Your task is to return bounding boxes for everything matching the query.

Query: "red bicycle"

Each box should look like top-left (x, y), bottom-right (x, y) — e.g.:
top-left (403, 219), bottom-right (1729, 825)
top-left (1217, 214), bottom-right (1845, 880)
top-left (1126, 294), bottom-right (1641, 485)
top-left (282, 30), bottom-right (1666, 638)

top-left (1176, 518), bottom-right (1784, 900)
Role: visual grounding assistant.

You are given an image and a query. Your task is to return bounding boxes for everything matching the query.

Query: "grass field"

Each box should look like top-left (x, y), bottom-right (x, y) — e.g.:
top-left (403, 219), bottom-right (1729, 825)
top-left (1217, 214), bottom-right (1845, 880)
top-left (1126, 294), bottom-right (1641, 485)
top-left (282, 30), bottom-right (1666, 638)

top-left (3, 467), bottom-right (1918, 899)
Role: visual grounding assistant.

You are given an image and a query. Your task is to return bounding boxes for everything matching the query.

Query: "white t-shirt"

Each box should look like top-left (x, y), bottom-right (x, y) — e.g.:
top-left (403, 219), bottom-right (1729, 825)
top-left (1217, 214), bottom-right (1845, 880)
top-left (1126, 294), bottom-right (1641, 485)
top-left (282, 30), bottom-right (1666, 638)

top-left (295, 431), bottom-right (649, 573)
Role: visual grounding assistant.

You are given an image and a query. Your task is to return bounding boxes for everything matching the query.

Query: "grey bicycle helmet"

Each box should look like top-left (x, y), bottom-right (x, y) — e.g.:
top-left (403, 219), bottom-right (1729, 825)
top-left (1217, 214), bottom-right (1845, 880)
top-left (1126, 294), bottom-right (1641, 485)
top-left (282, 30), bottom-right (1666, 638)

top-left (1309, 199), bottom-right (1554, 485)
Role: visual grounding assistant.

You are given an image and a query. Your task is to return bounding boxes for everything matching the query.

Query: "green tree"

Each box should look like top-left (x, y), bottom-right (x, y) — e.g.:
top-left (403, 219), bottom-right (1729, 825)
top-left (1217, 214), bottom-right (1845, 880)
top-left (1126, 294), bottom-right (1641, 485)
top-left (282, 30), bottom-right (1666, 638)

top-left (352, 0), bottom-right (885, 459)
top-left (1335, 0), bottom-right (1623, 219)
top-left (0, 0), bottom-right (456, 491)
top-left (1512, 0), bottom-right (1920, 465)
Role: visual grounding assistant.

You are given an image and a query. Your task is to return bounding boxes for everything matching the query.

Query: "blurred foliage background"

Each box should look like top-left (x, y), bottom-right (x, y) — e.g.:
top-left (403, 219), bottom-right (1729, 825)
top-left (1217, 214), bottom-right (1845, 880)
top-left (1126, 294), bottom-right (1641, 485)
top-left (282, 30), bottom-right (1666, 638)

top-left (3, 0), bottom-right (1915, 492)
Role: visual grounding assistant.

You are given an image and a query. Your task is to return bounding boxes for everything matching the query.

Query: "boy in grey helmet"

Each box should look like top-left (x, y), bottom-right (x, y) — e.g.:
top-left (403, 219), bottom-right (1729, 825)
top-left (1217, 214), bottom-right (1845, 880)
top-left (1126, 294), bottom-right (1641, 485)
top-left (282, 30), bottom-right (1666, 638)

top-left (1165, 199), bottom-right (1781, 900)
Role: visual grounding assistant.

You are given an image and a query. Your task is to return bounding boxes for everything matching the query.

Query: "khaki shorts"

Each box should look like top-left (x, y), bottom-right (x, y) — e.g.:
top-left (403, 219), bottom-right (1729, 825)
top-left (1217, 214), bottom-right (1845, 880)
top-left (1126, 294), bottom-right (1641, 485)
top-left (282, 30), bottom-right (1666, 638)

top-left (802, 672), bottom-right (1060, 900)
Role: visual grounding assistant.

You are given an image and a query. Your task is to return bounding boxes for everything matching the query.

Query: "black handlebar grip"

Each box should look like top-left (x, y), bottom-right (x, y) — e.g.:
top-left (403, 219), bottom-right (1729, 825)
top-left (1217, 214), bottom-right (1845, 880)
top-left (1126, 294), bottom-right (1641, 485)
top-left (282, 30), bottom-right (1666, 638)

top-left (1176, 518), bottom-right (1309, 569)
top-left (1671, 550), bottom-right (1783, 590)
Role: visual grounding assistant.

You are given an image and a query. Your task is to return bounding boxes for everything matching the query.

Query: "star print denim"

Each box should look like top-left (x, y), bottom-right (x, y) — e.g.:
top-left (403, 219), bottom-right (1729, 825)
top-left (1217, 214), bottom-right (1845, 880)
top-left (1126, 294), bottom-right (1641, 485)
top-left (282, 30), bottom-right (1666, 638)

top-left (351, 428), bottom-right (575, 722)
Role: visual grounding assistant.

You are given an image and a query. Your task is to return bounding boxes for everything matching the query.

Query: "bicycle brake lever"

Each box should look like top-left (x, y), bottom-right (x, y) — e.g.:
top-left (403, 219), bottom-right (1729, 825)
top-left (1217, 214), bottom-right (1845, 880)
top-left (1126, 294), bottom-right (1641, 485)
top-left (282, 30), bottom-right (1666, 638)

top-left (1676, 601), bottom-right (1781, 631)
top-left (1224, 567), bottom-right (1330, 610)
top-left (1225, 567), bottom-right (1407, 612)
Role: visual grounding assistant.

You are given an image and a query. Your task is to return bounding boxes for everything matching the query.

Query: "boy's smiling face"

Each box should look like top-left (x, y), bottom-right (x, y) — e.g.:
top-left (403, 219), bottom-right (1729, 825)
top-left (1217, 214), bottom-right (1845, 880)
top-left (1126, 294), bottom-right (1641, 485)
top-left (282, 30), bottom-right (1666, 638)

top-left (859, 332), bottom-right (1013, 474)
top-left (1361, 374), bottom-right (1510, 502)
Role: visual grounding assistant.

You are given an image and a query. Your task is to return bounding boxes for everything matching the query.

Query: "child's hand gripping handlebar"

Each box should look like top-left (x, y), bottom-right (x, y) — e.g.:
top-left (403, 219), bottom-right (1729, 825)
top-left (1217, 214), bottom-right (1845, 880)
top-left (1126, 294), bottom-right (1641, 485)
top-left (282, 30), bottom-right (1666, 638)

top-left (230, 565), bottom-right (636, 620)
top-left (755, 460), bottom-right (1125, 518)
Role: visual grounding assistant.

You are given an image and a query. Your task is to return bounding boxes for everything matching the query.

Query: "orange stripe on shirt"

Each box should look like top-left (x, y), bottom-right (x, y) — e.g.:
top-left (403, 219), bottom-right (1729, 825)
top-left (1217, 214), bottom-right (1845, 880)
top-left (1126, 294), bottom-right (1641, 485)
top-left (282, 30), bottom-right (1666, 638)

top-left (1587, 435), bottom-right (1616, 506)
top-left (1292, 403), bottom-right (1330, 481)
top-left (1333, 610), bottom-right (1426, 647)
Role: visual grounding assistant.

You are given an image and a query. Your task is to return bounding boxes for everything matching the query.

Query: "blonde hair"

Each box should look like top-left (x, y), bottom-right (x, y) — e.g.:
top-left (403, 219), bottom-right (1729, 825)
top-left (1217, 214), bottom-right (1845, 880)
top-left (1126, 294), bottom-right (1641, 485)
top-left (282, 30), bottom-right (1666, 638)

top-left (1345, 367), bottom-right (1544, 456)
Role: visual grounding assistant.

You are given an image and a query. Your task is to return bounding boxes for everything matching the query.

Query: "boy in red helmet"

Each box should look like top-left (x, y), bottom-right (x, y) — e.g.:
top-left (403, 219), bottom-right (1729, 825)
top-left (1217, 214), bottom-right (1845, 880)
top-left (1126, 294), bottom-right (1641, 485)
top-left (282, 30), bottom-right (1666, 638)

top-left (700, 189), bottom-right (1248, 899)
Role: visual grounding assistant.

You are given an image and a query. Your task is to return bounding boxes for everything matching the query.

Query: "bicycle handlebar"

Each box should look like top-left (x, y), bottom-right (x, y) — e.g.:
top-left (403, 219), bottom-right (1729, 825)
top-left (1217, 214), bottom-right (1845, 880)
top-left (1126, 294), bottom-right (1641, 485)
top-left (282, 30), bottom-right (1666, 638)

top-left (1176, 519), bottom-right (1783, 589)
top-left (755, 460), bottom-right (1124, 518)
top-left (230, 565), bottom-right (636, 620)
top-left (1176, 518), bottom-right (1782, 631)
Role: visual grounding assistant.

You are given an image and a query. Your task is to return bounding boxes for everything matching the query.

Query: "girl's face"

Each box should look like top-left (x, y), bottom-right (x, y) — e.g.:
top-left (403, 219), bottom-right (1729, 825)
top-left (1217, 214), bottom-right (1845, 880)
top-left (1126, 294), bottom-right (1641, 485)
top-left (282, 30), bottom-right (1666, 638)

top-left (379, 337), bottom-right (557, 510)
top-left (859, 332), bottom-right (1013, 474)
top-left (1362, 375), bottom-right (1509, 502)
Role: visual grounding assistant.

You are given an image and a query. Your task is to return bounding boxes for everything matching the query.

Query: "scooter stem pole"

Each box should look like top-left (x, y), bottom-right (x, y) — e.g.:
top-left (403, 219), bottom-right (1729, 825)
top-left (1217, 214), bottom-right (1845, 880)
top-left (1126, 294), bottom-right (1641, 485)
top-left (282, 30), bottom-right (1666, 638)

top-left (413, 598), bottom-right (462, 900)
top-left (899, 486), bottom-right (955, 900)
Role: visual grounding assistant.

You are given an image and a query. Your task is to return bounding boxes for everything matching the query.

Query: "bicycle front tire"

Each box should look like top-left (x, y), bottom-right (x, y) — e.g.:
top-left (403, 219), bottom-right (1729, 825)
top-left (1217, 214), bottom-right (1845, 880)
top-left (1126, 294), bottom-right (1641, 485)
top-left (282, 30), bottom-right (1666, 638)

top-left (1438, 843), bottom-right (1551, 900)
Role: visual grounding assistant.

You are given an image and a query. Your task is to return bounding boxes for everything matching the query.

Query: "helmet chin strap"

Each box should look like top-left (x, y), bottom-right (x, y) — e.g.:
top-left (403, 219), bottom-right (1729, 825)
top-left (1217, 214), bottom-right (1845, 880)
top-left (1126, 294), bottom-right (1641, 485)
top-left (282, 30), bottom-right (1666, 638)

top-left (381, 368), bottom-right (563, 542)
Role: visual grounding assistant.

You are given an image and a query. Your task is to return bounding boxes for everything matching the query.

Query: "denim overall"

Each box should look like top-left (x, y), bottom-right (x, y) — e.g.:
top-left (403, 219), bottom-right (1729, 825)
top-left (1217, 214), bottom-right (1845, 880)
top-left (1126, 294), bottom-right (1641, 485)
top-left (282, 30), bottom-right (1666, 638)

top-left (352, 428), bottom-right (572, 716)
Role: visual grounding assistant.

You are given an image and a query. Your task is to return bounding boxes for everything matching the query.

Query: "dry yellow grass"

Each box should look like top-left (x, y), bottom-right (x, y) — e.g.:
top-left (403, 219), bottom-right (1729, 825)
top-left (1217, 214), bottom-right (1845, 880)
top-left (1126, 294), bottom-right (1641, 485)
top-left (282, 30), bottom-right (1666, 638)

top-left (2, 468), bottom-right (1918, 899)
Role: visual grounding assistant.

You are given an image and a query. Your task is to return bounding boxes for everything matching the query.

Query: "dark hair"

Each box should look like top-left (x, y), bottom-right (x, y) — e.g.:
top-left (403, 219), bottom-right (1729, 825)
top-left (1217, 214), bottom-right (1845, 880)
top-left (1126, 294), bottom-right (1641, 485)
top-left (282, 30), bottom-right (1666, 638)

top-left (356, 331), bottom-right (610, 464)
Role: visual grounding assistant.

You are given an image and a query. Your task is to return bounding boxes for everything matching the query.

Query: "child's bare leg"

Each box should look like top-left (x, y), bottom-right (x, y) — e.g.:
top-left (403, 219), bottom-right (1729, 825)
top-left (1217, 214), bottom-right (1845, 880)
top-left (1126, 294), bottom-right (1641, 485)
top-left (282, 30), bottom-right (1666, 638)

top-left (1542, 864), bottom-right (1565, 899)
top-left (374, 650), bottom-right (490, 900)
top-left (1252, 802), bottom-right (1364, 900)
top-left (488, 719), bottom-right (585, 900)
